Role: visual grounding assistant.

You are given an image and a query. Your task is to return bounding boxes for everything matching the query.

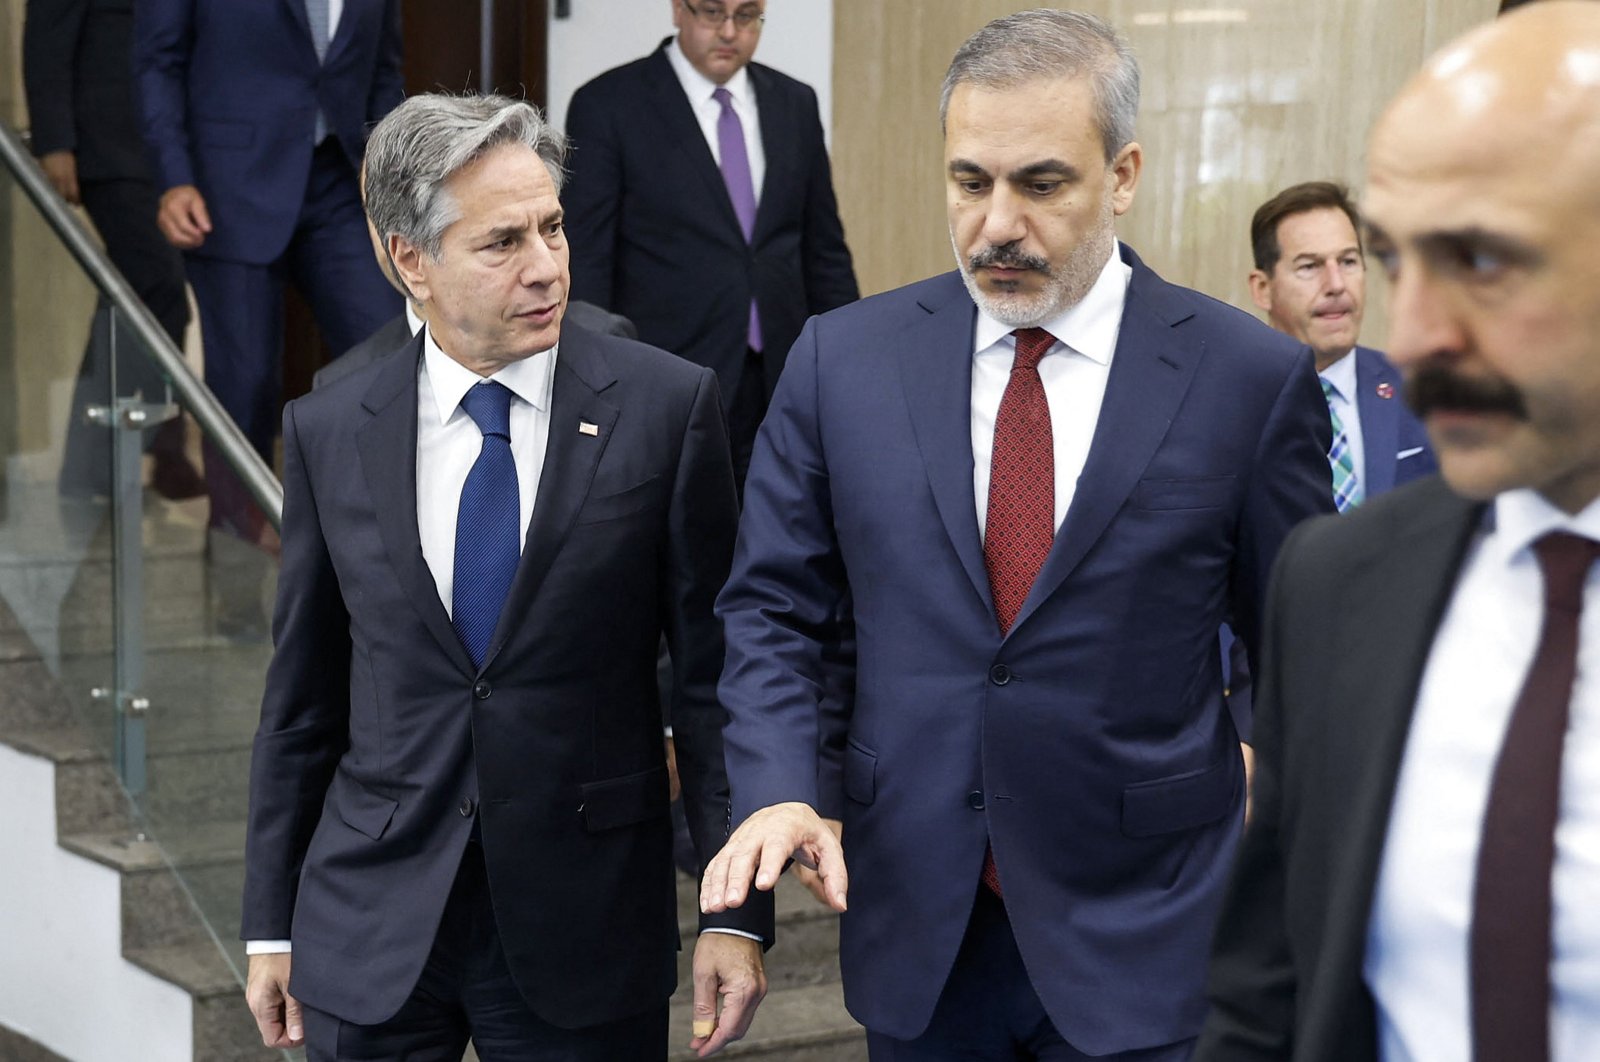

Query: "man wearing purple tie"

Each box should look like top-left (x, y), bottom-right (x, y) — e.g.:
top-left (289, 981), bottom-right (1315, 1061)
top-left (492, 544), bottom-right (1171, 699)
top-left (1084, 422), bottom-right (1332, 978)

top-left (563, 0), bottom-right (859, 486)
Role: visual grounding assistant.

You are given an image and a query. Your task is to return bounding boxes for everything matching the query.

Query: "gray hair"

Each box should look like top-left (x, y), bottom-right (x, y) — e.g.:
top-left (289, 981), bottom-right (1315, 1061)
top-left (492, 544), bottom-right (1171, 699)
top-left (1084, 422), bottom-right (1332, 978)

top-left (364, 93), bottom-right (568, 260)
top-left (940, 9), bottom-right (1139, 162)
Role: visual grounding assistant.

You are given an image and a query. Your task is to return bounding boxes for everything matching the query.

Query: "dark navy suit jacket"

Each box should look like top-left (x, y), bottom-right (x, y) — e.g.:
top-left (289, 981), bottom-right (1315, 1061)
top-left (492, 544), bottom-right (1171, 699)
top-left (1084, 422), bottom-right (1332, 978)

top-left (133, 0), bottom-right (402, 264)
top-left (242, 326), bottom-right (771, 1027)
top-left (718, 245), bottom-right (1336, 1053)
top-left (1350, 345), bottom-right (1436, 493)
top-left (563, 41), bottom-right (858, 407)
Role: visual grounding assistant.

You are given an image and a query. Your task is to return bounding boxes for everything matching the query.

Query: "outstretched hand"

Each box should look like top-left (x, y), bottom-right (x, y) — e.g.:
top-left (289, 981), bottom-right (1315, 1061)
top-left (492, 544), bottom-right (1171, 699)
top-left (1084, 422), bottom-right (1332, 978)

top-left (700, 801), bottom-right (848, 915)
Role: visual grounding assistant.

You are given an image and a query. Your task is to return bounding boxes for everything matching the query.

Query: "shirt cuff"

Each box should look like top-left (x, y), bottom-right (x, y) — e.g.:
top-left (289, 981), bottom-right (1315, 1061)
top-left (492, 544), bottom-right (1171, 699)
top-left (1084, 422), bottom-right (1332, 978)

top-left (245, 939), bottom-right (292, 955)
top-left (699, 927), bottom-right (763, 943)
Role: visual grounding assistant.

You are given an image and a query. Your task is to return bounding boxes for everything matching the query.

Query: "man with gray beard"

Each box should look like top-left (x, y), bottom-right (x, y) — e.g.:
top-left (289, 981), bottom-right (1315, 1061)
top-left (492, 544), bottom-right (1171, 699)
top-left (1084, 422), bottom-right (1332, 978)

top-left (700, 9), bottom-right (1332, 1060)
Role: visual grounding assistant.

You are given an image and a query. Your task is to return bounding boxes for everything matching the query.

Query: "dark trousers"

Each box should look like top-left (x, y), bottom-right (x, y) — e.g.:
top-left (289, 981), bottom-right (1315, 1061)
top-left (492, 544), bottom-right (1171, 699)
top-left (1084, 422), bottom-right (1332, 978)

top-left (726, 346), bottom-right (768, 493)
top-left (185, 139), bottom-right (399, 465)
top-left (302, 840), bottom-right (669, 1061)
top-left (866, 888), bottom-right (1197, 1062)
top-left (59, 178), bottom-right (192, 494)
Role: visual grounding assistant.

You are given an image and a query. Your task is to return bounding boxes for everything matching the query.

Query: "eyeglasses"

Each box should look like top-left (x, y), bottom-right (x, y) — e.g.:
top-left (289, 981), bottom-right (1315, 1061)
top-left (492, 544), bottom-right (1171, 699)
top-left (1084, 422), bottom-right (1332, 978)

top-left (681, 0), bottom-right (765, 31)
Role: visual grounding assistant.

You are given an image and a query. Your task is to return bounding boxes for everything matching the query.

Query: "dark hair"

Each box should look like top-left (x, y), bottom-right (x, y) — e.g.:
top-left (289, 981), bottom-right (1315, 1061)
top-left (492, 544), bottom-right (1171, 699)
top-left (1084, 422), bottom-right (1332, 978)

top-left (1250, 181), bottom-right (1363, 273)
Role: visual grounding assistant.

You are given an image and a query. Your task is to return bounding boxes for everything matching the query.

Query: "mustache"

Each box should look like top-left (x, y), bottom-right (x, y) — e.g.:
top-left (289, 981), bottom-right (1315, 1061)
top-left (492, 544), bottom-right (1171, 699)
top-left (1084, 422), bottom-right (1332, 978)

top-left (1405, 364), bottom-right (1528, 421)
top-left (969, 242), bottom-right (1050, 275)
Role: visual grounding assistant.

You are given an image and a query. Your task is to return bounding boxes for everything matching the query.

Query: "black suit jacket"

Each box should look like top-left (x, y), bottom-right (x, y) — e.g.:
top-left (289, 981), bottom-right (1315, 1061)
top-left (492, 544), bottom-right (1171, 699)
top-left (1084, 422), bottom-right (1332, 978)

top-left (1197, 476), bottom-right (1484, 1061)
top-left (311, 301), bottom-right (638, 391)
top-left (563, 41), bottom-right (859, 406)
top-left (242, 327), bottom-right (773, 1028)
top-left (23, 0), bottom-right (148, 181)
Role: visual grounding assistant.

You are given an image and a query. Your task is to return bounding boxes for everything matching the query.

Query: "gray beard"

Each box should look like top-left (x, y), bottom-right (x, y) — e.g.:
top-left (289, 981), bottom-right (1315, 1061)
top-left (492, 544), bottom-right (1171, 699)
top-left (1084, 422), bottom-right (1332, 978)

top-left (951, 214), bottom-right (1116, 328)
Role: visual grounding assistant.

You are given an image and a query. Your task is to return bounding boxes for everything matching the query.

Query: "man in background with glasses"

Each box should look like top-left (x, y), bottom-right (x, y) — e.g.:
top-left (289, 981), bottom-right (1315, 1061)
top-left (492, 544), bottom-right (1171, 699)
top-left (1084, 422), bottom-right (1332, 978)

top-left (563, 0), bottom-right (859, 490)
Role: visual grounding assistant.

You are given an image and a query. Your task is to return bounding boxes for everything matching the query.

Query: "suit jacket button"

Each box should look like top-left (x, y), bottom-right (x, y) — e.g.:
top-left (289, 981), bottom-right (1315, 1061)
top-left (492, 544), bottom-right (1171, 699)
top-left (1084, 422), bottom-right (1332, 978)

top-left (473, 680), bottom-right (491, 700)
top-left (459, 798), bottom-right (475, 817)
top-left (989, 664), bottom-right (1011, 686)
top-left (967, 791), bottom-right (985, 810)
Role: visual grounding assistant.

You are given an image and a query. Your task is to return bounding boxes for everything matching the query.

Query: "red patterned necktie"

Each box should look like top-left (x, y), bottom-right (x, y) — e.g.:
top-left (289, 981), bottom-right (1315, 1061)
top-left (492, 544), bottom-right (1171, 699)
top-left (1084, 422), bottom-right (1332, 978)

top-left (980, 326), bottom-right (1056, 897)
top-left (1470, 531), bottom-right (1600, 1061)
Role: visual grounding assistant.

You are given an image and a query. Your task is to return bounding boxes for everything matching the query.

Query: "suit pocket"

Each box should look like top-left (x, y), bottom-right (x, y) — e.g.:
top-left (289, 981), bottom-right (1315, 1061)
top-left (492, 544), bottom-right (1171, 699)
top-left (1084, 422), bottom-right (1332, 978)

top-left (333, 773), bottom-right (399, 840)
top-left (574, 474), bottom-right (664, 525)
top-left (1120, 759), bottom-right (1234, 838)
top-left (580, 765), bottom-right (670, 831)
top-left (193, 118), bottom-right (255, 149)
top-left (1129, 475), bottom-right (1235, 511)
top-left (843, 738), bottom-right (876, 805)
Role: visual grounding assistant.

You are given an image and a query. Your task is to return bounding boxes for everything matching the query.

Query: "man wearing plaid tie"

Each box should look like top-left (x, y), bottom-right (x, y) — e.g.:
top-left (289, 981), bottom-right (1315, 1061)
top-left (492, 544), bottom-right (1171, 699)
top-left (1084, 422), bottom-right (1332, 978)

top-left (1247, 182), bottom-right (1436, 511)
top-left (704, 10), bottom-right (1333, 1060)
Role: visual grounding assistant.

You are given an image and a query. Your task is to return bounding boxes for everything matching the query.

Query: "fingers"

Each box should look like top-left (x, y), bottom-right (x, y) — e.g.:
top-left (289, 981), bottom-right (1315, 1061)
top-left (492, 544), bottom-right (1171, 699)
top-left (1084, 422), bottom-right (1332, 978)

top-left (699, 973), bottom-right (764, 1057)
top-left (790, 862), bottom-right (830, 906)
top-left (688, 961), bottom-right (719, 1051)
top-left (810, 831), bottom-right (850, 912)
top-left (157, 187), bottom-right (210, 249)
top-left (283, 992), bottom-right (305, 1048)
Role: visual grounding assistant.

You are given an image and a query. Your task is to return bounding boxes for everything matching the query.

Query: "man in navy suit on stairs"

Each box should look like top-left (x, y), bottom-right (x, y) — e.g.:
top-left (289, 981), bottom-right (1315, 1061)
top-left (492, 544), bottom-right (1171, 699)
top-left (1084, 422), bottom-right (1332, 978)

top-left (133, 0), bottom-right (403, 533)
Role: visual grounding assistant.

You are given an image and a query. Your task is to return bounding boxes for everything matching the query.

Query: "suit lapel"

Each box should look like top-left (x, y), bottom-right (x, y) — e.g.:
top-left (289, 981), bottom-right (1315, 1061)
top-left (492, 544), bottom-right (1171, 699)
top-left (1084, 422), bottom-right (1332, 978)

top-left (355, 334), bottom-right (476, 677)
top-left (478, 329), bottom-right (620, 672)
top-left (1355, 348), bottom-right (1400, 496)
top-left (1320, 481), bottom-right (1483, 1004)
top-left (896, 276), bottom-right (993, 615)
top-left (1009, 248), bottom-right (1200, 635)
top-left (642, 44), bottom-right (746, 242)
top-left (282, 0), bottom-right (315, 59)
top-left (748, 63), bottom-right (787, 243)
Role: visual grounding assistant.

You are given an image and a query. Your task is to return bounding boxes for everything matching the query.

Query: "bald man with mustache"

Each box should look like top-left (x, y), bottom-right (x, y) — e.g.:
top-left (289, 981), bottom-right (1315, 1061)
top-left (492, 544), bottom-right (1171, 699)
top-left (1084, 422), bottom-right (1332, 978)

top-left (1197, 4), bottom-right (1600, 1060)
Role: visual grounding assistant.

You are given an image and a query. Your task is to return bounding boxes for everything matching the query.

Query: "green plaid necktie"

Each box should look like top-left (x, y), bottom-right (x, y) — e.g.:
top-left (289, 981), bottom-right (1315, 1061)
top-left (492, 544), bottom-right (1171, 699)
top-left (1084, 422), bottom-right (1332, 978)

top-left (1321, 378), bottom-right (1364, 512)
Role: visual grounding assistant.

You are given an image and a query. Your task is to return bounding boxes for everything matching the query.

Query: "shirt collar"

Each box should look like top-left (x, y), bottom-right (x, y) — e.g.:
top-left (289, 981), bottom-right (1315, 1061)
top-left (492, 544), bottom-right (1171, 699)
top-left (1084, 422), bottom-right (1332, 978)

top-left (972, 241), bottom-right (1133, 363)
top-left (421, 325), bottom-right (557, 426)
top-left (404, 302), bottom-right (425, 337)
top-left (1486, 487), bottom-right (1600, 568)
top-left (1318, 348), bottom-right (1358, 402)
top-left (665, 37), bottom-right (753, 108)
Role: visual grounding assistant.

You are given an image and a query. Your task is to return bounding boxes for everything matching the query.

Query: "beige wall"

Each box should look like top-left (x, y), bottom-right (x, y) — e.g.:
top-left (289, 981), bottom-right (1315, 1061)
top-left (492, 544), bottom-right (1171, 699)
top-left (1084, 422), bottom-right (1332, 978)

top-left (832, 0), bottom-right (1498, 348)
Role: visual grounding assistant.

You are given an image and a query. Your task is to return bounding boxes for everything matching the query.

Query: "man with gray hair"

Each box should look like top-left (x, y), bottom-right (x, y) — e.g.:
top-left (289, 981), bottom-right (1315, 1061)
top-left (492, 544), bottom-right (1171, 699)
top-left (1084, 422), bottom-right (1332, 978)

top-left (700, 10), bottom-right (1331, 1059)
top-left (240, 92), bottom-right (772, 1060)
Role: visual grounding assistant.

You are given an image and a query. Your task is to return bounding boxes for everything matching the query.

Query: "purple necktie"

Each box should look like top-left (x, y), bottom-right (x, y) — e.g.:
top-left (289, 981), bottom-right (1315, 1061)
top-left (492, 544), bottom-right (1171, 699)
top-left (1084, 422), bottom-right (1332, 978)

top-left (712, 86), bottom-right (762, 352)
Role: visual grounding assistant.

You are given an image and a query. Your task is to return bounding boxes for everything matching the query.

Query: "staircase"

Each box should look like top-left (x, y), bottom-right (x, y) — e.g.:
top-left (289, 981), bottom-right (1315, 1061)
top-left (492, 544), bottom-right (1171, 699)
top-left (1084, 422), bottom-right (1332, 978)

top-left (0, 478), bottom-right (863, 1062)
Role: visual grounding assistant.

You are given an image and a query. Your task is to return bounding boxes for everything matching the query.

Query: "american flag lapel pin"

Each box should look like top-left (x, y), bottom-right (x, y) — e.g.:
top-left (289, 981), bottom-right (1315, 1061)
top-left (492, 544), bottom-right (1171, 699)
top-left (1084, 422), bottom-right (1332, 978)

top-left (1376, 382), bottom-right (1395, 399)
top-left (579, 421), bottom-right (600, 436)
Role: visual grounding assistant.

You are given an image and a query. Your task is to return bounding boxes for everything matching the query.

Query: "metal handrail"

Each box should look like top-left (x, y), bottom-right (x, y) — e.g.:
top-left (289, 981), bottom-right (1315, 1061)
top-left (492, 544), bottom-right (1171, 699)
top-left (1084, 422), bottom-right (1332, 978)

top-left (0, 119), bottom-right (283, 528)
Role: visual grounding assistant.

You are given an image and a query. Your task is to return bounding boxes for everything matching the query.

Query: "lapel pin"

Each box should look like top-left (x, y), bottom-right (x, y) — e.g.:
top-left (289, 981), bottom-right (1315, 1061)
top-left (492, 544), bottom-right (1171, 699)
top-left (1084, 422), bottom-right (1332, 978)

top-left (579, 421), bottom-right (600, 436)
top-left (1376, 382), bottom-right (1395, 399)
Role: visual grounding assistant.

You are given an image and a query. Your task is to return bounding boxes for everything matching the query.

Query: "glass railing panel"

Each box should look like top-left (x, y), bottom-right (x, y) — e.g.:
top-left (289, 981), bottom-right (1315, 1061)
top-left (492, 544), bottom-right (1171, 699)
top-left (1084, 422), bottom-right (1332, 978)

top-left (0, 161), bottom-right (119, 764)
top-left (4, 125), bottom-right (293, 1057)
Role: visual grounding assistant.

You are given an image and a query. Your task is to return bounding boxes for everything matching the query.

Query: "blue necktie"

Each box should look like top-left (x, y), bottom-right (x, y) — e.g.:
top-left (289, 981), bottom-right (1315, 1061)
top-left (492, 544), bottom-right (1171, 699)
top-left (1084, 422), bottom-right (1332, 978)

top-left (452, 382), bottom-right (520, 669)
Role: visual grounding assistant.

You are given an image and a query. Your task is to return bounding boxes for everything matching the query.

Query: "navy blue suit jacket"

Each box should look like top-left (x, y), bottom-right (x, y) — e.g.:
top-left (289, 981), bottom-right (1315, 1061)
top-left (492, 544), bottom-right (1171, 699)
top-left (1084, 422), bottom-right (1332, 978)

top-left (133, 0), bottom-right (402, 264)
top-left (717, 245), bottom-right (1335, 1053)
top-left (242, 326), bottom-right (771, 1027)
top-left (563, 41), bottom-right (858, 407)
top-left (1350, 346), bottom-right (1436, 494)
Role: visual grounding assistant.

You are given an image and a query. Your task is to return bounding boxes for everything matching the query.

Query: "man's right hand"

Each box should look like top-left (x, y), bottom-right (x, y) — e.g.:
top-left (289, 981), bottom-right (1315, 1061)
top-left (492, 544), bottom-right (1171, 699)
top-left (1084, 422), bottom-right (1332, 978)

top-left (40, 151), bottom-right (80, 205)
top-left (245, 952), bottom-right (304, 1048)
top-left (157, 184), bottom-right (212, 249)
top-left (701, 801), bottom-right (847, 915)
top-left (789, 817), bottom-right (843, 907)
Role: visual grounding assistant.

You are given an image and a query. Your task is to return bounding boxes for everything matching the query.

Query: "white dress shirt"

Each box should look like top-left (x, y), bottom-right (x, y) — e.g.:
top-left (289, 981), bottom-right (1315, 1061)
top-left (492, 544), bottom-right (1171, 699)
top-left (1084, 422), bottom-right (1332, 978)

top-left (245, 329), bottom-right (554, 957)
top-left (1319, 349), bottom-right (1366, 489)
top-left (326, 0), bottom-right (344, 38)
top-left (665, 39), bottom-right (766, 204)
top-left (971, 244), bottom-right (1132, 537)
top-left (415, 329), bottom-right (553, 616)
top-left (1364, 488), bottom-right (1600, 1060)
